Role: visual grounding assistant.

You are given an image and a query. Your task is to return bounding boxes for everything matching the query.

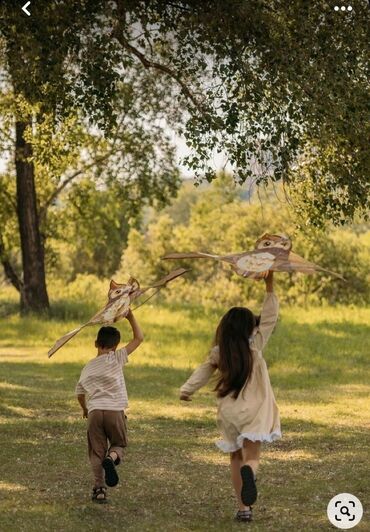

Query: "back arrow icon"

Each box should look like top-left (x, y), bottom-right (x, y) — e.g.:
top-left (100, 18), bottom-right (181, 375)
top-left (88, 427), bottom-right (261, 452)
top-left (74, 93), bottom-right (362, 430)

top-left (22, 2), bottom-right (31, 16)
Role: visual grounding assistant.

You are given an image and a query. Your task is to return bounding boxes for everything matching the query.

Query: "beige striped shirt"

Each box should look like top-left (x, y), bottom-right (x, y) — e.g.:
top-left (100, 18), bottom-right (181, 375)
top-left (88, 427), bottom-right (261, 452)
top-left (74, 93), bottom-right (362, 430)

top-left (75, 348), bottom-right (129, 413)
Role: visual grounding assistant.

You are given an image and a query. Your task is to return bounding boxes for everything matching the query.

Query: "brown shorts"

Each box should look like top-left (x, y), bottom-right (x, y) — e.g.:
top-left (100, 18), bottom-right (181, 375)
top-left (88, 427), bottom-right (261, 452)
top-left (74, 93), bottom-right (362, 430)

top-left (87, 410), bottom-right (128, 487)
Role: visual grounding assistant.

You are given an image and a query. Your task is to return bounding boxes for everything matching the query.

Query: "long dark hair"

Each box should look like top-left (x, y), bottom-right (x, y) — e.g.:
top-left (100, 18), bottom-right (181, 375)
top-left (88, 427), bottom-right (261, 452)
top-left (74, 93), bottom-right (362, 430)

top-left (214, 307), bottom-right (257, 399)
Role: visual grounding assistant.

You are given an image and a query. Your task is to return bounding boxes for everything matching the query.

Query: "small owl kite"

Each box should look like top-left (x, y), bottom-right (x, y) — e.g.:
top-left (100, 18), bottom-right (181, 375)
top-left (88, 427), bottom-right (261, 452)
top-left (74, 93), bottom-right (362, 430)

top-left (48, 268), bottom-right (188, 358)
top-left (163, 233), bottom-right (344, 280)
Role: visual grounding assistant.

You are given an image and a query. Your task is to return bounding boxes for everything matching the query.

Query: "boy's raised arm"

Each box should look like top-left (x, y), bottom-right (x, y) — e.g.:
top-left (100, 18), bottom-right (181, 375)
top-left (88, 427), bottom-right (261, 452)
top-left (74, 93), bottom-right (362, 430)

top-left (124, 309), bottom-right (144, 355)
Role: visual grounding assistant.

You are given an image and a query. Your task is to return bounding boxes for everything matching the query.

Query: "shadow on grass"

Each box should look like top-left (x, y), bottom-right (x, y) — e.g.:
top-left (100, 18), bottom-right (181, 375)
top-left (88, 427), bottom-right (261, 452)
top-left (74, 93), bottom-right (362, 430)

top-left (0, 356), bottom-right (368, 530)
top-left (0, 410), bottom-right (368, 532)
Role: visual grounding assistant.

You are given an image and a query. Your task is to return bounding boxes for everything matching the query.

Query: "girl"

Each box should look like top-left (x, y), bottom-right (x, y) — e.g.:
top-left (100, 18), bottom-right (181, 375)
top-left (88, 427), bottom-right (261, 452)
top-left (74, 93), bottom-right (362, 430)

top-left (180, 271), bottom-right (281, 523)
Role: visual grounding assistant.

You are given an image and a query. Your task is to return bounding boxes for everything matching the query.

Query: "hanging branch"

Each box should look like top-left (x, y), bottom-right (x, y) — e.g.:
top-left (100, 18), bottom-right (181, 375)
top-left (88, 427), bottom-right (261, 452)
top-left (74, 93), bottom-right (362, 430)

top-left (0, 234), bottom-right (23, 293)
top-left (112, 1), bottom-right (215, 125)
top-left (39, 114), bottom-right (127, 223)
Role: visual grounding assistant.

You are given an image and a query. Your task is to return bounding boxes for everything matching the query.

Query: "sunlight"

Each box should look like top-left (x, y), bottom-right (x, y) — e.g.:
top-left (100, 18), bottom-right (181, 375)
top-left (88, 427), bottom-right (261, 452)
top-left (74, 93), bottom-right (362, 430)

top-left (0, 481), bottom-right (27, 492)
top-left (0, 382), bottom-right (31, 391)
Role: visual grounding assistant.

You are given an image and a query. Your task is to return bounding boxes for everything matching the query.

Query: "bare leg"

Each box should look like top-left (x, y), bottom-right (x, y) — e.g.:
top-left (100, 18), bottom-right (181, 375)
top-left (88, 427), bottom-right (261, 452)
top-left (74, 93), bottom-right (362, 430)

top-left (242, 439), bottom-right (261, 475)
top-left (237, 439), bottom-right (262, 509)
top-left (108, 450), bottom-right (118, 462)
top-left (230, 450), bottom-right (250, 511)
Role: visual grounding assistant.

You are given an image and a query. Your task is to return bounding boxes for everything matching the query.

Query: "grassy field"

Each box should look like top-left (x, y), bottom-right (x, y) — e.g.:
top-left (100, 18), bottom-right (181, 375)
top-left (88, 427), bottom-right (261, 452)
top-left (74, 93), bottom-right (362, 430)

top-left (0, 298), bottom-right (369, 531)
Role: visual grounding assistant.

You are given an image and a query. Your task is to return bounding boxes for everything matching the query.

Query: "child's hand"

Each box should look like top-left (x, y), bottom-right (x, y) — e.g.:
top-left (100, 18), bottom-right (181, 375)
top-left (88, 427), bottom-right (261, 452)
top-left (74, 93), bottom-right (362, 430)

top-left (126, 309), bottom-right (133, 320)
top-left (82, 408), bottom-right (88, 418)
top-left (180, 393), bottom-right (192, 402)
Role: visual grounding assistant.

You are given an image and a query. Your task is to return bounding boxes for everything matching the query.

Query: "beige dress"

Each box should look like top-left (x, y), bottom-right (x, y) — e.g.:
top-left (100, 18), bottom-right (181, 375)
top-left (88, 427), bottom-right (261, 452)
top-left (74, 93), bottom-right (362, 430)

top-left (180, 292), bottom-right (281, 452)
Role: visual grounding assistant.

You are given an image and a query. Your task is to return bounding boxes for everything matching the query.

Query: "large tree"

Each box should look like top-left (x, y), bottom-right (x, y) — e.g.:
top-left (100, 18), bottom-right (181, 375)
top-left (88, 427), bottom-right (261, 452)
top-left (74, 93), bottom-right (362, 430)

top-left (0, 0), bottom-right (368, 312)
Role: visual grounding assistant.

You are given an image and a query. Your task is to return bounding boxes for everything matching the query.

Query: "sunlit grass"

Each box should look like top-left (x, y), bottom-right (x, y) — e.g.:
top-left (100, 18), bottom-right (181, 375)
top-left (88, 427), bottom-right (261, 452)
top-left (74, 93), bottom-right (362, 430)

top-left (0, 295), bottom-right (369, 530)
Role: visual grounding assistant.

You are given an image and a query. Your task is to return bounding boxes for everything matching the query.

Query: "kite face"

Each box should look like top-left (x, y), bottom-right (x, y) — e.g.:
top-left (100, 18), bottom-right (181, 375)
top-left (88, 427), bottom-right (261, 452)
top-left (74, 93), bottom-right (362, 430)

top-left (255, 233), bottom-right (292, 252)
top-left (105, 278), bottom-right (142, 323)
top-left (108, 278), bottom-right (140, 301)
top-left (89, 278), bottom-right (141, 324)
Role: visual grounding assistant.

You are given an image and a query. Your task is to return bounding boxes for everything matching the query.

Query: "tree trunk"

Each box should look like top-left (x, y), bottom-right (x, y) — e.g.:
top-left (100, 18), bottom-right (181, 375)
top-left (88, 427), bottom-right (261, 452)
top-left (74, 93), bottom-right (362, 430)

top-left (15, 120), bottom-right (49, 313)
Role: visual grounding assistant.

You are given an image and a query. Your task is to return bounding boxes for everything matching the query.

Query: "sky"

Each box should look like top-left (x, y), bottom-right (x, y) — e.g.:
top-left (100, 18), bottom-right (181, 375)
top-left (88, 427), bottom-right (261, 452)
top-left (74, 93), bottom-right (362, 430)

top-left (0, 130), bottom-right (229, 178)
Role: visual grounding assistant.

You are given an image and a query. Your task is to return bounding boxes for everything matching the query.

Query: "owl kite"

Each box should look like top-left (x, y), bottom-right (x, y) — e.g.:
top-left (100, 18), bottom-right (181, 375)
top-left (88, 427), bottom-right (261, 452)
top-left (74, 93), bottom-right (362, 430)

top-left (48, 268), bottom-right (188, 358)
top-left (163, 234), bottom-right (344, 280)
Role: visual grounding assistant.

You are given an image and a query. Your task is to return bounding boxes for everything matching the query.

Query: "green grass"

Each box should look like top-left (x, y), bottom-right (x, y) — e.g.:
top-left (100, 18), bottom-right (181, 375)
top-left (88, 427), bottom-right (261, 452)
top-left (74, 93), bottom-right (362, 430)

top-left (0, 301), bottom-right (369, 531)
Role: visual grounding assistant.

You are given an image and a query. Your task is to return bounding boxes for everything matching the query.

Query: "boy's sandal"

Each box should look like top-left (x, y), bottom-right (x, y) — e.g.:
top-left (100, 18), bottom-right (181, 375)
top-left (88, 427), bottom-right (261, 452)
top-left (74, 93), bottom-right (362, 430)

top-left (102, 456), bottom-right (119, 487)
top-left (240, 465), bottom-right (257, 506)
top-left (92, 486), bottom-right (107, 504)
top-left (235, 509), bottom-right (253, 522)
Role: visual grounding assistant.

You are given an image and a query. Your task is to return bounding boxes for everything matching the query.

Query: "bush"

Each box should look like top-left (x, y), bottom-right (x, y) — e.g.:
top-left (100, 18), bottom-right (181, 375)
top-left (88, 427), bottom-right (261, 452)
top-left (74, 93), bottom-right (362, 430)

top-left (44, 274), bottom-right (106, 321)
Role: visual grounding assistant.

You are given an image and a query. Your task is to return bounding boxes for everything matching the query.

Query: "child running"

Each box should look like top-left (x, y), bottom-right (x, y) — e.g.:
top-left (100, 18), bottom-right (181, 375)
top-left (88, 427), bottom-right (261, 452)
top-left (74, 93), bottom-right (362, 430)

top-left (180, 271), bottom-right (280, 522)
top-left (76, 310), bottom-right (143, 503)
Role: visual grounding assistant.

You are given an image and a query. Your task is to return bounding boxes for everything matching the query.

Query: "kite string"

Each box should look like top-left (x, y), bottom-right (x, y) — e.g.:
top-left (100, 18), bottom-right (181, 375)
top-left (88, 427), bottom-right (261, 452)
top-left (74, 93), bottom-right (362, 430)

top-left (131, 287), bottom-right (162, 311)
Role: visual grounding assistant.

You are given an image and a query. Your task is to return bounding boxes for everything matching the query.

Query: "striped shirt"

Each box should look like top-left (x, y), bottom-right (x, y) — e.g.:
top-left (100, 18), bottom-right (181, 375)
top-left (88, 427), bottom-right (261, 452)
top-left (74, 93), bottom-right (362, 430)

top-left (75, 348), bottom-right (129, 413)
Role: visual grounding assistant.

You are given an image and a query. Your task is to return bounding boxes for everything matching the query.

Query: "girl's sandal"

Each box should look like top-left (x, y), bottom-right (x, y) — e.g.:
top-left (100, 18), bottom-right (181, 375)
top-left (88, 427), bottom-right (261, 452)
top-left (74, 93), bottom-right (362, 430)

top-left (235, 508), bottom-right (253, 522)
top-left (92, 486), bottom-right (108, 504)
top-left (102, 456), bottom-right (119, 487)
top-left (240, 465), bottom-right (257, 506)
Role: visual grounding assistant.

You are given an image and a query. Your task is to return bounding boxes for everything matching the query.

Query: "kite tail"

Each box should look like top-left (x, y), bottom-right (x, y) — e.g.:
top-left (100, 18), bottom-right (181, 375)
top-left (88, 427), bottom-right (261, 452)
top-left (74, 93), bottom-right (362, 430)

top-left (316, 266), bottom-right (346, 281)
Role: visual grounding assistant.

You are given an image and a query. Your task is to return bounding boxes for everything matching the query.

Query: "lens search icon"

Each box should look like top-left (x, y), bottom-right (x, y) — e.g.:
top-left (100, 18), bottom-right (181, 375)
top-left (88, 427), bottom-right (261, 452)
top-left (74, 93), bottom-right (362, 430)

top-left (327, 493), bottom-right (363, 529)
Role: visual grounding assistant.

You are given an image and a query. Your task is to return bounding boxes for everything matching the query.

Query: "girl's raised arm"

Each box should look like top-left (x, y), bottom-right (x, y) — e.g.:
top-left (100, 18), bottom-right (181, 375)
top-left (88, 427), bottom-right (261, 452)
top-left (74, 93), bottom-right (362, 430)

top-left (252, 271), bottom-right (279, 351)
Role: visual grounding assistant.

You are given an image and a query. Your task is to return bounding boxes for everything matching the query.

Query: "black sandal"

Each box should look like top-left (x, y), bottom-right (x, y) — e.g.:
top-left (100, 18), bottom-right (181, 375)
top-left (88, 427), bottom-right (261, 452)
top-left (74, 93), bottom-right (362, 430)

top-left (235, 508), bottom-right (253, 522)
top-left (102, 456), bottom-right (119, 487)
top-left (92, 486), bottom-right (107, 504)
top-left (240, 465), bottom-right (257, 506)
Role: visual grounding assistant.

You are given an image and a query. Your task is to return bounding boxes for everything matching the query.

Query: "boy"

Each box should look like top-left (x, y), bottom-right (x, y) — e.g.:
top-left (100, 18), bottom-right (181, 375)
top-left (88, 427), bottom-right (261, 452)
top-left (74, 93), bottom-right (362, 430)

top-left (76, 309), bottom-right (143, 503)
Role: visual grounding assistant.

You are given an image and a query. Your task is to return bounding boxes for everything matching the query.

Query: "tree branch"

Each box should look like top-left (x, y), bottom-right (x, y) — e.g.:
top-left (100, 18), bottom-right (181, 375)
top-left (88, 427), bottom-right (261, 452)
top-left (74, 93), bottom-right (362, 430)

top-left (112, 6), bottom-right (212, 123)
top-left (39, 113), bottom-right (127, 222)
top-left (116, 34), bottom-right (205, 114)
top-left (0, 235), bottom-right (23, 293)
top-left (39, 148), bottom-right (120, 222)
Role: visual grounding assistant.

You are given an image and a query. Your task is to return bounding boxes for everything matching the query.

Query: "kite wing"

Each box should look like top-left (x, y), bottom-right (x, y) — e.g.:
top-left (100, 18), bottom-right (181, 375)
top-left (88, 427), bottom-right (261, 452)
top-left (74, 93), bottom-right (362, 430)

top-left (163, 252), bottom-right (222, 260)
top-left (149, 267), bottom-right (190, 288)
top-left (162, 252), bottom-right (241, 266)
top-left (273, 252), bottom-right (345, 279)
top-left (48, 325), bottom-right (87, 358)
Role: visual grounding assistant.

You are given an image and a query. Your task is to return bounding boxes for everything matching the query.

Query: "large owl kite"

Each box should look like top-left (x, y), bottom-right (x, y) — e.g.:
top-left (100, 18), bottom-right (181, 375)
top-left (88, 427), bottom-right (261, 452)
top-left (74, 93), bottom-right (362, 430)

top-left (163, 234), bottom-right (344, 280)
top-left (48, 268), bottom-right (188, 358)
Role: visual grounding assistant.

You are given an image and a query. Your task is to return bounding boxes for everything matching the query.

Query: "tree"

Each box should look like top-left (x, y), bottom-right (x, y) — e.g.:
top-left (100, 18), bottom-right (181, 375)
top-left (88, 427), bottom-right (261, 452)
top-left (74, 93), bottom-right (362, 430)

top-left (0, 0), bottom-right (368, 311)
top-left (0, 76), bottom-right (180, 312)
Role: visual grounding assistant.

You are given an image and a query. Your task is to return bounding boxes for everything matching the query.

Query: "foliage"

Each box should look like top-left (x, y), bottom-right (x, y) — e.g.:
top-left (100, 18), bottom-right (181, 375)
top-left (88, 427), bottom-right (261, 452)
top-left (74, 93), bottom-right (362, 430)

top-left (118, 178), bottom-right (370, 307)
top-left (0, 0), bottom-right (368, 225)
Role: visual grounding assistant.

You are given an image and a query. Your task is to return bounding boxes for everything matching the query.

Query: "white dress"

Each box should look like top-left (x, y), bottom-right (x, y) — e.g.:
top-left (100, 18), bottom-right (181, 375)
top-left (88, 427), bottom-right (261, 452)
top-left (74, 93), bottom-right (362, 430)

top-left (180, 292), bottom-right (281, 452)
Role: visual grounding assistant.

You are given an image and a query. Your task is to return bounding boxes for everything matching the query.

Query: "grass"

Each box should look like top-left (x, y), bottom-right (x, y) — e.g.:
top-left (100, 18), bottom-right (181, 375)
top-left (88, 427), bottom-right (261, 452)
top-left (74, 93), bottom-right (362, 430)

top-left (0, 298), bottom-right (369, 531)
